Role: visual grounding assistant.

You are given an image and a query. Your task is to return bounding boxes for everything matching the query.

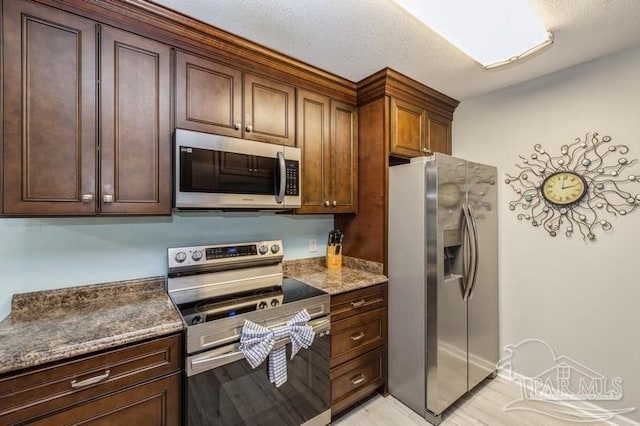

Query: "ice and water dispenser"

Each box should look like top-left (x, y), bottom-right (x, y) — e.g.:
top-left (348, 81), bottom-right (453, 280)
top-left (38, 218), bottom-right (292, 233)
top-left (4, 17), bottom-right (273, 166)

top-left (443, 228), bottom-right (466, 297)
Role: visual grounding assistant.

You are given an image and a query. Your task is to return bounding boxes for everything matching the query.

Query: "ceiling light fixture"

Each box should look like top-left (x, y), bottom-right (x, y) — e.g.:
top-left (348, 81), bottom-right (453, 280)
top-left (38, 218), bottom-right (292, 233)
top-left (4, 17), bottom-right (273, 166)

top-left (392, 0), bottom-right (553, 70)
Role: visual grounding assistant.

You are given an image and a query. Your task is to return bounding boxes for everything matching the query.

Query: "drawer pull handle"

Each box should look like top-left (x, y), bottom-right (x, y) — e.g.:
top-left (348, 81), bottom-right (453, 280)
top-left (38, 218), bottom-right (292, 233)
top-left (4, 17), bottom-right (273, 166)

top-left (350, 374), bottom-right (366, 385)
top-left (351, 299), bottom-right (366, 308)
top-left (71, 370), bottom-right (110, 388)
top-left (350, 331), bottom-right (366, 341)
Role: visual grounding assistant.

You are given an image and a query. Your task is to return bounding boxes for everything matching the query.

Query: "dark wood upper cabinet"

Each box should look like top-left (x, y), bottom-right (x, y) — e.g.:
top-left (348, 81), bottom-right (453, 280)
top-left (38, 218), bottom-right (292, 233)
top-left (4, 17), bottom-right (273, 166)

top-left (428, 112), bottom-right (452, 155)
top-left (296, 90), bottom-right (357, 214)
top-left (2, 0), bottom-right (97, 215)
top-left (330, 101), bottom-right (357, 213)
top-left (390, 97), bottom-right (427, 157)
top-left (100, 26), bottom-right (172, 215)
top-left (297, 90), bottom-right (330, 213)
top-left (175, 51), bottom-right (243, 138)
top-left (244, 73), bottom-right (296, 146)
top-left (1, 1), bottom-right (172, 216)
top-left (175, 52), bottom-right (295, 146)
top-left (390, 96), bottom-right (451, 158)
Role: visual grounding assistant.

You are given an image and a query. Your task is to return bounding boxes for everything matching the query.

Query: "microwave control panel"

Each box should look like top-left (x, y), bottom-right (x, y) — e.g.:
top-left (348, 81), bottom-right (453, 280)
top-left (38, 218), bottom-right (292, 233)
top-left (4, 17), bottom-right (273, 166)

top-left (285, 160), bottom-right (299, 196)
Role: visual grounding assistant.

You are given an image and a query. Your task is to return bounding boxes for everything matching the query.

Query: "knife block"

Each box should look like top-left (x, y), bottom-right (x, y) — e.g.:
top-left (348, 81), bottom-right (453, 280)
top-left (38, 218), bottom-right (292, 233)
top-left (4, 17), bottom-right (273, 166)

top-left (326, 245), bottom-right (342, 270)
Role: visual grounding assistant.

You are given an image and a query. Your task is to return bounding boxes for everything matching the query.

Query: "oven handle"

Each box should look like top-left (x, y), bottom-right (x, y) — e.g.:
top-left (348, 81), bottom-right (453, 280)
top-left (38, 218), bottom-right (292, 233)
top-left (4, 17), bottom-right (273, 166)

top-left (187, 317), bottom-right (331, 376)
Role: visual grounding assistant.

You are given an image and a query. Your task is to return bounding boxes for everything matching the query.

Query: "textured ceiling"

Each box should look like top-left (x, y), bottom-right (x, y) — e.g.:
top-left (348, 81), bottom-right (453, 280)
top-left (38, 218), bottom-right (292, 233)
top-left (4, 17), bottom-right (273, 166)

top-left (152, 0), bottom-right (640, 100)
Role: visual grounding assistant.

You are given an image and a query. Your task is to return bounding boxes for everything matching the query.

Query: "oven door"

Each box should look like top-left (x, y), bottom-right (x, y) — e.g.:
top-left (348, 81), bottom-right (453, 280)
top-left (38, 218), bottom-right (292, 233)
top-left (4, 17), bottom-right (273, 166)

top-left (185, 318), bottom-right (330, 426)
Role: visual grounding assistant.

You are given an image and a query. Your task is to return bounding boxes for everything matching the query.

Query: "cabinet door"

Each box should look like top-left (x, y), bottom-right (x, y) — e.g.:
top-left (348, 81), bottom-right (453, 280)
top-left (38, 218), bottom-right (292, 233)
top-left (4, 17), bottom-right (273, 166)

top-left (389, 97), bottom-right (426, 158)
top-left (100, 26), bottom-right (171, 215)
top-left (175, 51), bottom-right (242, 137)
top-left (2, 0), bottom-right (97, 215)
top-left (330, 101), bottom-right (357, 213)
top-left (29, 374), bottom-right (180, 426)
top-left (244, 74), bottom-right (295, 146)
top-left (427, 112), bottom-right (452, 155)
top-left (296, 90), bottom-right (330, 213)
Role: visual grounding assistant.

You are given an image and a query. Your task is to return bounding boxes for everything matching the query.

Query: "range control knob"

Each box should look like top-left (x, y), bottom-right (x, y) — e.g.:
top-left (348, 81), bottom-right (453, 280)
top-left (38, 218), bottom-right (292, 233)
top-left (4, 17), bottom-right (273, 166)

top-left (192, 250), bottom-right (204, 261)
top-left (258, 245), bottom-right (268, 255)
top-left (270, 244), bottom-right (280, 254)
top-left (258, 301), bottom-right (268, 310)
top-left (271, 299), bottom-right (280, 307)
top-left (191, 315), bottom-right (204, 325)
top-left (175, 251), bottom-right (187, 263)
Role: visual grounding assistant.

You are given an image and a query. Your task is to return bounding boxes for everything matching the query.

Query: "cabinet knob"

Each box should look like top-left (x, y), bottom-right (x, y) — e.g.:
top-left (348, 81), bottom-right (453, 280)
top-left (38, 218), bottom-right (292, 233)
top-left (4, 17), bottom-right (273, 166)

top-left (324, 200), bottom-right (330, 207)
top-left (103, 194), bottom-right (114, 203)
top-left (234, 123), bottom-right (241, 130)
top-left (246, 125), bottom-right (252, 132)
top-left (81, 194), bottom-right (94, 202)
top-left (422, 147), bottom-right (433, 156)
top-left (332, 200), bottom-right (337, 207)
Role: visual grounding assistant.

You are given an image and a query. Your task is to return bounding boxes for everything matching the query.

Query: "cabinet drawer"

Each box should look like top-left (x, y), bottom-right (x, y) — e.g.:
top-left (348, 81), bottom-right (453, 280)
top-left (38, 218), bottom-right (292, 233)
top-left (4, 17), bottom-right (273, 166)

top-left (330, 283), bottom-right (387, 322)
top-left (0, 334), bottom-right (180, 424)
top-left (28, 373), bottom-right (180, 426)
top-left (330, 346), bottom-right (386, 416)
top-left (330, 308), bottom-right (386, 368)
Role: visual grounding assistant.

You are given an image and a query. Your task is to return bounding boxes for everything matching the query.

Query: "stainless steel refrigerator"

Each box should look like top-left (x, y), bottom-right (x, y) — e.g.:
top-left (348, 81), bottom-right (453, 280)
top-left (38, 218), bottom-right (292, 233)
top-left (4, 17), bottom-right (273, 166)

top-left (388, 154), bottom-right (498, 425)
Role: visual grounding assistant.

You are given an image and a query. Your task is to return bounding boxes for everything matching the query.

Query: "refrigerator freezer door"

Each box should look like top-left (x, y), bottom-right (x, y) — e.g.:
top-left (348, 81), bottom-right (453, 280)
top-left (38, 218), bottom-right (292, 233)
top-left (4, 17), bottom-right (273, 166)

top-left (466, 161), bottom-right (499, 390)
top-left (426, 154), bottom-right (468, 415)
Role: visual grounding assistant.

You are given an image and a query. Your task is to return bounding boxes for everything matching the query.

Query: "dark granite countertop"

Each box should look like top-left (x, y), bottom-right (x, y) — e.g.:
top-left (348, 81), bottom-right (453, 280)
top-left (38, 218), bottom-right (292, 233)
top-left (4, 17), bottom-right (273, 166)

top-left (0, 277), bottom-right (183, 375)
top-left (283, 256), bottom-right (388, 295)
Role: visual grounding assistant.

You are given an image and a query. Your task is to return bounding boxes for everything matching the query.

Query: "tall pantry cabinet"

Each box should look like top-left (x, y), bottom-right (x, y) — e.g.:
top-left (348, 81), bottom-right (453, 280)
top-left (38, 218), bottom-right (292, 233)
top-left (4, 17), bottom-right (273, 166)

top-left (336, 68), bottom-right (459, 269)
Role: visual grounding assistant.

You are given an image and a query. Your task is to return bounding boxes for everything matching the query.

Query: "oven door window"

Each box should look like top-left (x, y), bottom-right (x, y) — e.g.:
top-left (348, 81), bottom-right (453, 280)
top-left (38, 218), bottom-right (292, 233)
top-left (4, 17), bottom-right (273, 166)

top-left (186, 336), bottom-right (330, 426)
top-left (180, 147), bottom-right (276, 195)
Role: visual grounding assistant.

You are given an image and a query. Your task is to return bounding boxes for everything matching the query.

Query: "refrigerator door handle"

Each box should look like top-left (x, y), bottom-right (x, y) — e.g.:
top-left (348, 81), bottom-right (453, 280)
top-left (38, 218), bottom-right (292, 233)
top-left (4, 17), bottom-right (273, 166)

top-left (461, 203), bottom-right (474, 301)
top-left (462, 203), bottom-right (477, 301)
top-left (467, 203), bottom-right (480, 300)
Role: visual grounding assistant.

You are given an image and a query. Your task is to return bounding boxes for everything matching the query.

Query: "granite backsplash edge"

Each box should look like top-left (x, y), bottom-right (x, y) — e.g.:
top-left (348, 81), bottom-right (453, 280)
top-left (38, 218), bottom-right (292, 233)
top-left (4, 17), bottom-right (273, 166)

top-left (10, 276), bottom-right (165, 320)
top-left (283, 256), bottom-right (383, 275)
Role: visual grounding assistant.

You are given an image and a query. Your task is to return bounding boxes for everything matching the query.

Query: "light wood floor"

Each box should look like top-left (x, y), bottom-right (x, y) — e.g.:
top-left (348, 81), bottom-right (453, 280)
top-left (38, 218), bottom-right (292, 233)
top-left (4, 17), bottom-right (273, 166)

top-left (333, 377), bottom-right (634, 426)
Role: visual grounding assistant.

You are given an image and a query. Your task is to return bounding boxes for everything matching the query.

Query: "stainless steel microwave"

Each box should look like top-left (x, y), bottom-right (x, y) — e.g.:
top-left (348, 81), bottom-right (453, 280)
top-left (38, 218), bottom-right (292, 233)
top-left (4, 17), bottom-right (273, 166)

top-left (174, 129), bottom-right (301, 209)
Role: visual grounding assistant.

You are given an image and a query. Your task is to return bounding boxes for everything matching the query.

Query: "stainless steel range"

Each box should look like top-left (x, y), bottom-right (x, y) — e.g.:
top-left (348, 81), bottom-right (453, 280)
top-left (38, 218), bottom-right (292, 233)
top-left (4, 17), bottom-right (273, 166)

top-left (167, 240), bottom-right (331, 426)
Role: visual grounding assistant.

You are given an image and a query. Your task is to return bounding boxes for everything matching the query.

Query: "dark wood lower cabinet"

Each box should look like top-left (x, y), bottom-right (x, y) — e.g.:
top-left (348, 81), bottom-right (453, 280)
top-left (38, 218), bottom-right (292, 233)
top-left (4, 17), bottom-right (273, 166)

top-left (29, 374), bottom-right (180, 426)
top-left (331, 346), bottom-right (386, 417)
top-left (0, 334), bottom-right (181, 425)
top-left (330, 283), bottom-right (388, 418)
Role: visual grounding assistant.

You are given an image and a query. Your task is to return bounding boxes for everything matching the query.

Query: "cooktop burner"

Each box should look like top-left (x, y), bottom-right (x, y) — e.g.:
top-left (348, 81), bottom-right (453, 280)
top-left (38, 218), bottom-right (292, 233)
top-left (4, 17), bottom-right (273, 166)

top-left (176, 277), bottom-right (325, 326)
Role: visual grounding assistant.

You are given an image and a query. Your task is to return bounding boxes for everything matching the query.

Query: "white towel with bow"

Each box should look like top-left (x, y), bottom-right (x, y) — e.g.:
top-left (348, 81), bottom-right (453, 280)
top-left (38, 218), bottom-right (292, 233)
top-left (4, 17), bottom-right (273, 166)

top-left (238, 309), bottom-right (315, 387)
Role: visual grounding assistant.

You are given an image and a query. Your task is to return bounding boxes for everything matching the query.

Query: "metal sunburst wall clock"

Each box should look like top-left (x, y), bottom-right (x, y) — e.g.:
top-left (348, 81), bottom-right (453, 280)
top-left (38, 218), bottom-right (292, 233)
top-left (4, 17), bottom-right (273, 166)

top-left (505, 132), bottom-right (640, 240)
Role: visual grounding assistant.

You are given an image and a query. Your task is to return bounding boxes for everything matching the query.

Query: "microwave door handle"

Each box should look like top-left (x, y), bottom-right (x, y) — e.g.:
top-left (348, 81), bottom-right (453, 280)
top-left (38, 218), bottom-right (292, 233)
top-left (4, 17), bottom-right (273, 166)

top-left (275, 151), bottom-right (286, 204)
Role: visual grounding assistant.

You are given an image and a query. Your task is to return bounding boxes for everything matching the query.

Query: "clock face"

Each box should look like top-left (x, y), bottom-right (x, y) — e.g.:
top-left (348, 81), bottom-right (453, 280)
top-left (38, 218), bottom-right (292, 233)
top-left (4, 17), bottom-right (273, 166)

top-left (542, 172), bottom-right (587, 206)
top-left (439, 182), bottom-right (461, 207)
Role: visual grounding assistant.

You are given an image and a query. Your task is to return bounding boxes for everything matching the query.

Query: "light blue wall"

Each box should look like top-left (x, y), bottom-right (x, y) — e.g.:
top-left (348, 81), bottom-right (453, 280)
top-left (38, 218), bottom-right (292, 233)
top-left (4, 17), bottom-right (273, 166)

top-left (0, 213), bottom-right (333, 319)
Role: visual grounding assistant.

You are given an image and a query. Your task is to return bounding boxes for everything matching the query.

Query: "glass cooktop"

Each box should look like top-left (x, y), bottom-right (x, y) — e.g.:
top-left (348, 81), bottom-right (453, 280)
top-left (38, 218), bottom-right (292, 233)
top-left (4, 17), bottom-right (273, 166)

top-left (176, 277), bottom-right (326, 326)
